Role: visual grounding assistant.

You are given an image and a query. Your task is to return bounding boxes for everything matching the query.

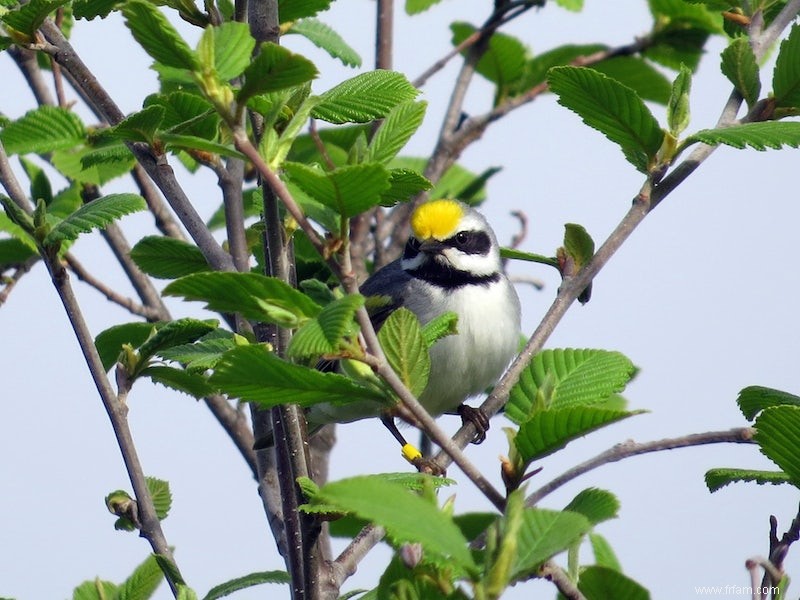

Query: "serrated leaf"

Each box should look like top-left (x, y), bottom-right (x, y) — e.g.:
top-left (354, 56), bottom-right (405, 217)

top-left (158, 133), bottom-right (243, 159)
top-left (117, 554), bottom-right (164, 600)
top-left (420, 311), bottom-right (458, 348)
top-left (144, 92), bottom-right (219, 138)
top-left (239, 43), bottom-right (318, 101)
top-left (367, 101), bottom-right (427, 164)
top-left (52, 144), bottom-right (136, 185)
top-left (146, 476), bottom-right (172, 520)
top-left (379, 307), bottom-right (430, 398)
top-left (721, 37), bottom-right (760, 108)
top-left (737, 385), bottom-right (800, 421)
top-left (451, 22), bottom-right (528, 91)
top-left (121, 0), bottom-right (198, 70)
top-left (380, 168), bottom-right (432, 206)
top-left (202, 571), bottom-right (291, 600)
top-left (704, 468), bottom-right (791, 492)
top-left (563, 488), bottom-right (620, 525)
top-left (103, 105), bottom-right (165, 144)
top-left (513, 508), bottom-right (592, 578)
top-left (684, 122), bottom-right (800, 151)
top-left (210, 345), bottom-right (388, 406)
top-left (312, 71), bottom-right (419, 124)
top-left (754, 406), bottom-right (800, 487)
top-left (158, 330), bottom-right (237, 371)
top-left (391, 157), bottom-right (497, 205)
top-left (287, 294), bottom-right (364, 359)
top-left (142, 365), bottom-right (216, 398)
top-left (591, 57), bottom-right (673, 105)
top-left (95, 322), bottom-right (158, 371)
top-left (773, 24), bottom-right (800, 109)
top-left (277, 0), bottom-right (330, 22)
top-left (286, 18), bottom-right (361, 67)
top-left (514, 406), bottom-right (640, 463)
top-left (43, 193), bottom-right (146, 246)
top-left (305, 475), bottom-right (476, 571)
top-left (130, 236), bottom-right (210, 279)
top-left (72, 579), bottom-right (118, 600)
top-left (80, 144), bottom-right (136, 173)
top-left (548, 66), bottom-right (664, 173)
top-left (667, 64), bottom-right (692, 136)
top-left (589, 533), bottom-right (622, 571)
top-left (163, 272), bottom-right (322, 326)
top-left (506, 348), bottom-right (637, 424)
top-left (578, 566), bottom-right (650, 600)
top-left (284, 162), bottom-right (391, 218)
top-left (405, 0), bottom-right (442, 14)
top-left (73, 0), bottom-right (120, 20)
top-left (264, 95), bottom-right (322, 169)
top-left (1, 106), bottom-right (85, 155)
top-left (0, 238), bottom-right (37, 266)
top-left (136, 318), bottom-right (218, 373)
top-left (1, 0), bottom-right (69, 36)
top-left (212, 22), bottom-right (255, 80)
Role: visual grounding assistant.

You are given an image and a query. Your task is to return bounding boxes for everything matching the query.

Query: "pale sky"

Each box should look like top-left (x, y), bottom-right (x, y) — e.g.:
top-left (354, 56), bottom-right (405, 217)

top-left (2, 1), bottom-right (800, 599)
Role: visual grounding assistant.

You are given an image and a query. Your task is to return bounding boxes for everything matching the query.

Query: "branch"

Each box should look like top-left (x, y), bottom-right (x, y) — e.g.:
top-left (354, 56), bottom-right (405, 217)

top-left (525, 428), bottom-right (755, 506)
top-left (539, 560), bottom-right (587, 600)
top-left (44, 256), bottom-right (184, 595)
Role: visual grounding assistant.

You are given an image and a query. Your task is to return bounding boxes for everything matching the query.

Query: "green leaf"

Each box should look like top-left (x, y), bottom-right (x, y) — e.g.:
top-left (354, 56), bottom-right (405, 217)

top-left (721, 37), bottom-right (760, 109)
top-left (210, 345), bottom-right (388, 407)
top-left (121, 0), bottom-right (198, 70)
top-left (239, 43), bottom-right (318, 101)
top-left (589, 533), bottom-right (622, 571)
top-left (72, 579), bottom-right (118, 600)
top-left (591, 57), bottom-right (673, 105)
top-left (158, 330), bottom-right (237, 371)
top-left (0, 211), bottom-right (37, 252)
top-left (0, 238), bottom-right (37, 267)
top-left (522, 43), bottom-right (605, 91)
top-left (117, 554), bottom-right (164, 600)
top-left (163, 272), bottom-right (322, 326)
top-left (684, 122), bottom-right (800, 151)
top-left (103, 105), bottom-right (165, 144)
top-left (73, 0), bottom-right (120, 20)
top-left (512, 508), bottom-right (592, 578)
top-left (378, 307), bottom-right (430, 398)
top-left (158, 133), bottom-right (243, 159)
top-left (451, 23), bottom-right (528, 92)
top-left (704, 468), bottom-right (791, 492)
top-left (506, 348), bottom-right (637, 424)
top-left (202, 571), bottom-right (291, 600)
top-left (305, 475), bottom-right (476, 571)
top-left (555, 0), bottom-right (583, 10)
top-left (52, 144), bottom-right (137, 185)
top-left (578, 566), bottom-right (650, 600)
top-left (547, 66), bottom-right (664, 173)
top-left (1, 0), bottom-right (70, 36)
top-left (95, 322), bottom-right (158, 371)
top-left (287, 294), bottom-right (364, 359)
top-left (563, 488), bottom-right (620, 525)
top-left (277, 0), bottom-right (330, 22)
top-left (500, 247), bottom-right (559, 268)
top-left (405, 0), bottom-right (442, 14)
top-left (367, 101), bottom-right (427, 164)
top-left (130, 236), bottom-right (210, 279)
top-left (563, 223), bottom-right (594, 270)
top-left (285, 19), bottom-right (361, 68)
top-left (212, 22), bottom-right (255, 80)
top-left (142, 365), bottom-right (216, 398)
top-left (1, 106), bottom-right (85, 155)
top-left (263, 95), bottom-right (322, 169)
top-left (420, 311), bottom-right (458, 348)
top-left (514, 406), bottom-right (640, 463)
top-left (312, 71), bottom-right (419, 124)
top-left (737, 385), bottom-right (800, 421)
top-left (136, 318), bottom-right (218, 372)
top-left (391, 158), bottom-right (498, 205)
top-left (43, 193), bottom-right (146, 246)
top-left (144, 92), bottom-right (219, 139)
top-left (773, 23), bottom-right (800, 109)
top-left (146, 476), bottom-right (172, 520)
top-left (380, 168), bottom-right (432, 206)
top-left (19, 156), bottom-right (53, 205)
top-left (284, 162), bottom-right (391, 218)
top-left (667, 64), bottom-right (692, 136)
top-left (754, 406), bottom-right (800, 487)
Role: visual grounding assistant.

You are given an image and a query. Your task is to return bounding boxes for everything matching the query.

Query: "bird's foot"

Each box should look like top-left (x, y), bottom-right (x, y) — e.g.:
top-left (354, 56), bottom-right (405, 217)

top-left (457, 404), bottom-right (490, 444)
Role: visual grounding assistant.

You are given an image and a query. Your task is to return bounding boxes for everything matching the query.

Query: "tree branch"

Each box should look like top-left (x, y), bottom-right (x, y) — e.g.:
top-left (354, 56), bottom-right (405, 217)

top-left (526, 428), bottom-right (755, 506)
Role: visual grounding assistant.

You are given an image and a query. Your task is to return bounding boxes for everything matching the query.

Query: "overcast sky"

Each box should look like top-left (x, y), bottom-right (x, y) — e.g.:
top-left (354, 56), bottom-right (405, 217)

top-left (3, 1), bottom-right (800, 599)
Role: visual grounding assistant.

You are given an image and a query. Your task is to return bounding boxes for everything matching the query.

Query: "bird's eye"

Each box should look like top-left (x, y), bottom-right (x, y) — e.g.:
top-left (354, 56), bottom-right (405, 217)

top-left (455, 231), bottom-right (469, 247)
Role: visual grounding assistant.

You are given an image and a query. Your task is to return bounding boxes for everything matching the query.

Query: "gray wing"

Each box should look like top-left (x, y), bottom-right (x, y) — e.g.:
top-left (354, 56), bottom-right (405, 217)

top-left (359, 259), bottom-right (412, 331)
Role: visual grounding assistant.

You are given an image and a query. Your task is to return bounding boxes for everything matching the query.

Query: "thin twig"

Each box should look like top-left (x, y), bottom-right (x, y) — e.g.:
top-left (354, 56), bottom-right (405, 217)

top-left (7, 46), bottom-right (56, 106)
top-left (526, 428), bottom-right (755, 506)
top-left (539, 560), bottom-right (587, 600)
top-left (0, 256), bottom-right (39, 306)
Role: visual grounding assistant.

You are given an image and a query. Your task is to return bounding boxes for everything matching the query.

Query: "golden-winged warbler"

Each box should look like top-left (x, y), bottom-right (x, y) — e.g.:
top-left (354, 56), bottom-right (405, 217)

top-left (309, 198), bottom-right (522, 466)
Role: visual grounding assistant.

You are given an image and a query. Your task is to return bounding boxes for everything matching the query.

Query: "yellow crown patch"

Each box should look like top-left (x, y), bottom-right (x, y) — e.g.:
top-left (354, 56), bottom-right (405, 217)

top-left (411, 199), bottom-right (464, 241)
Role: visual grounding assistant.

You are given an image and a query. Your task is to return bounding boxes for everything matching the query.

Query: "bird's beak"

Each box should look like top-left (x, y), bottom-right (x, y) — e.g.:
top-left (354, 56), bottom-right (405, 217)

top-left (418, 238), bottom-right (447, 254)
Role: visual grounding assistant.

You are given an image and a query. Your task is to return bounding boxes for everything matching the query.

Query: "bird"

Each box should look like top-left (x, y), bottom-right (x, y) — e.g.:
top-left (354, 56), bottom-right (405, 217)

top-left (307, 198), bottom-right (522, 470)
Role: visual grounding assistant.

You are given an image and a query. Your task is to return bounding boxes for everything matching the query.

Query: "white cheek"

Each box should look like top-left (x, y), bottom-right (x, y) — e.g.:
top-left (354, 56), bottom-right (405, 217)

top-left (443, 248), bottom-right (499, 276)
